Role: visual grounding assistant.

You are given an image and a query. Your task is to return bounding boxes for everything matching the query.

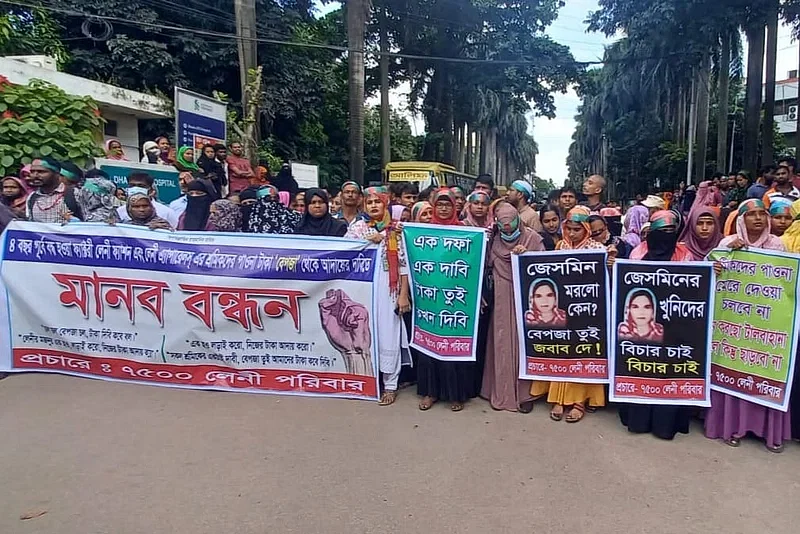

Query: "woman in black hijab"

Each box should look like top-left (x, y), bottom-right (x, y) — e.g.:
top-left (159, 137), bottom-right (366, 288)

top-left (238, 187), bottom-right (258, 231)
top-left (179, 179), bottom-right (214, 231)
top-left (196, 144), bottom-right (226, 199)
top-left (295, 188), bottom-right (347, 237)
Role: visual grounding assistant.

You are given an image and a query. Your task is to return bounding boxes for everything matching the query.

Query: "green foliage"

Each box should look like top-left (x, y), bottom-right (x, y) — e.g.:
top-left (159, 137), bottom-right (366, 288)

top-left (0, 8), bottom-right (69, 67)
top-left (0, 78), bottom-right (104, 176)
top-left (363, 105), bottom-right (418, 179)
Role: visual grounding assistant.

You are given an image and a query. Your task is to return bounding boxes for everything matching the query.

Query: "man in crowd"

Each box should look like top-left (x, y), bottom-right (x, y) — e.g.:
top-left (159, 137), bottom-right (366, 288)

top-left (747, 166), bottom-right (775, 200)
top-left (169, 171), bottom-right (196, 216)
top-left (763, 164), bottom-right (800, 208)
top-left (225, 142), bottom-right (255, 194)
top-left (115, 172), bottom-right (179, 228)
top-left (506, 179), bottom-right (541, 231)
top-left (558, 186), bottom-right (578, 217)
top-left (335, 181), bottom-right (364, 226)
top-left (26, 157), bottom-right (82, 223)
top-left (473, 174), bottom-right (494, 197)
top-left (776, 156), bottom-right (800, 189)
top-left (581, 174), bottom-right (606, 212)
top-left (214, 144), bottom-right (228, 187)
top-left (398, 182), bottom-right (419, 208)
top-left (641, 194), bottom-right (665, 216)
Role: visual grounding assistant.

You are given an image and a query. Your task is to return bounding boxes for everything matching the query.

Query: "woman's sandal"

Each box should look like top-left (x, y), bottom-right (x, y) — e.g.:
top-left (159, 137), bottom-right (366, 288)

top-left (450, 402), bottom-right (464, 412)
top-left (565, 404), bottom-right (586, 423)
top-left (518, 400), bottom-right (534, 414)
top-left (418, 396), bottom-right (437, 411)
top-left (378, 390), bottom-right (398, 406)
top-left (550, 405), bottom-right (564, 422)
top-left (766, 443), bottom-right (784, 453)
top-left (725, 436), bottom-right (741, 447)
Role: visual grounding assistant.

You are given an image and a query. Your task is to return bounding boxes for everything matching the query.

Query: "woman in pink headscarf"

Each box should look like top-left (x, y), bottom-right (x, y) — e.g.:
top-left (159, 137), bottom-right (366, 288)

top-left (705, 199), bottom-right (789, 452)
top-left (105, 139), bottom-right (128, 161)
top-left (1, 175), bottom-right (31, 219)
top-left (678, 206), bottom-right (722, 261)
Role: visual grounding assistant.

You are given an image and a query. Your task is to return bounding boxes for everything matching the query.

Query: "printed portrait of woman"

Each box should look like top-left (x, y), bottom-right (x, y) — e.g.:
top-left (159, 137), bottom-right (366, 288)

top-left (617, 288), bottom-right (664, 343)
top-left (525, 278), bottom-right (567, 327)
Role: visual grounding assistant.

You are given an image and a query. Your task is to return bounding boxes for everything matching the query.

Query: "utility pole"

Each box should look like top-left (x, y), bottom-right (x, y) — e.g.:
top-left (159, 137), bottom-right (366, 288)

top-left (686, 74), bottom-right (698, 185)
top-left (235, 0), bottom-right (259, 166)
top-left (379, 2), bottom-right (391, 175)
top-left (763, 5), bottom-right (779, 165)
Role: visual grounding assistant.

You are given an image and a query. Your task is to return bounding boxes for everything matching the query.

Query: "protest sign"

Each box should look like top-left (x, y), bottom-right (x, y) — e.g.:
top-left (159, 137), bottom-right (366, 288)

top-left (707, 248), bottom-right (800, 411)
top-left (95, 158), bottom-right (182, 204)
top-left (0, 222), bottom-right (379, 400)
top-left (512, 250), bottom-right (610, 382)
top-left (609, 260), bottom-right (714, 406)
top-left (402, 223), bottom-right (486, 361)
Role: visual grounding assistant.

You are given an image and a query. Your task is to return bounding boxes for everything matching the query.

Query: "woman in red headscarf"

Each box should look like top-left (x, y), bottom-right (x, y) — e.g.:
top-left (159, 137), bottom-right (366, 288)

top-left (346, 186), bottom-right (411, 406)
top-left (415, 189), bottom-right (480, 412)
top-left (531, 206), bottom-right (606, 423)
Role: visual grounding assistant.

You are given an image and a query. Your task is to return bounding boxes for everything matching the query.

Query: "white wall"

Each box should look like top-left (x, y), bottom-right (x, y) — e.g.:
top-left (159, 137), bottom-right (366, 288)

top-left (102, 110), bottom-right (140, 161)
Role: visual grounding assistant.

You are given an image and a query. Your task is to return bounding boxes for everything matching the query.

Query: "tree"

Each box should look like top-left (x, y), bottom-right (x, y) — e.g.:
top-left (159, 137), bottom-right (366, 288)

top-left (346, 0), bottom-right (371, 185)
top-left (0, 77), bottom-right (104, 176)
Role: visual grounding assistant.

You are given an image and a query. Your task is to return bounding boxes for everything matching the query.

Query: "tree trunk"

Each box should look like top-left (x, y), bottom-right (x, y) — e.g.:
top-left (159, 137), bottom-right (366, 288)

top-left (478, 129), bottom-right (486, 174)
top-left (234, 0), bottom-right (259, 166)
top-left (485, 127), bottom-right (497, 180)
top-left (694, 57), bottom-right (711, 182)
top-left (443, 82), bottom-right (454, 165)
top-left (716, 32), bottom-right (730, 172)
top-left (347, 0), bottom-right (369, 185)
top-left (686, 73), bottom-right (698, 185)
top-left (677, 86), bottom-right (687, 146)
top-left (379, 1), bottom-right (390, 172)
top-left (466, 125), bottom-right (474, 174)
top-left (762, 5), bottom-right (779, 166)
top-left (743, 21), bottom-right (766, 175)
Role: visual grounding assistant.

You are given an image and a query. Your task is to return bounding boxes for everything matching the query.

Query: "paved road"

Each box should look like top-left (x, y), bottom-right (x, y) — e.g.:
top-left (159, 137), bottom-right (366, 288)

top-left (1, 374), bottom-right (798, 534)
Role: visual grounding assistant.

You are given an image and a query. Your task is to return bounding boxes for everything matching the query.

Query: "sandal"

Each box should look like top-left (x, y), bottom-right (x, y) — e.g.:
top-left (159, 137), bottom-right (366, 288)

top-left (378, 390), bottom-right (398, 406)
top-left (550, 405), bottom-right (564, 422)
top-left (418, 396), bottom-right (437, 411)
top-left (565, 404), bottom-right (586, 423)
top-left (518, 400), bottom-right (534, 414)
top-left (725, 437), bottom-right (741, 447)
top-left (450, 402), bottom-right (464, 412)
top-left (766, 443), bottom-right (784, 454)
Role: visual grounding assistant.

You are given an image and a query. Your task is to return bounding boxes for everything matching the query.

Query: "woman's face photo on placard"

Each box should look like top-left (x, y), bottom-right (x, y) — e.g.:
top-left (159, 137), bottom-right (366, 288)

top-left (525, 278), bottom-right (567, 327)
top-left (617, 288), bottom-right (664, 343)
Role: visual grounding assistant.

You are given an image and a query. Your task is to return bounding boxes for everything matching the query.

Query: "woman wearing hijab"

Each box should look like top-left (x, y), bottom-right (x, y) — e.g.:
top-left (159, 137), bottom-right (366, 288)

top-left (74, 177), bottom-right (117, 223)
top-left (1, 176), bottom-right (31, 219)
top-left (617, 289), bottom-right (664, 343)
top-left (781, 199), bottom-right (800, 441)
top-left (175, 147), bottom-right (201, 173)
top-left (531, 206), bottom-right (606, 422)
top-left (345, 186), bottom-right (411, 406)
top-left (105, 139), bottom-right (128, 161)
top-left (140, 141), bottom-right (161, 164)
top-left (481, 201), bottom-right (544, 412)
top-left (769, 197), bottom-right (793, 237)
top-left (617, 210), bottom-right (697, 439)
top-left (450, 186), bottom-right (467, 215)
top-left (525, 279), bottom-right (567, 327)
top-left (295, 188), bottom-right (347, 237)
top-left (178, 180), bottom-right (214, 231)
top-left (538, 204), bottom-right (561, 251)
top-left (197, 144), bottom-right (226, 197)
top-left (679, 207), bottom-right (722, 261)
top-left (411, 201), bottom-right (433, 223)
top-left (208, 200), bottom-right (242, 232)
top-left (416, 189), bottom-right (478, 412)
top-left (462, 191), bottom-right (491, 228)
top-left (238, 187), bottom-right (258, 231)
top-left (246, 185), bottom-right (300, 234)
top-left (622, 203), bottom-right (649, 249)
top-left (123, 189), bottom-right (173, 230)
top-left (705, 199), bottom-right (789, 452)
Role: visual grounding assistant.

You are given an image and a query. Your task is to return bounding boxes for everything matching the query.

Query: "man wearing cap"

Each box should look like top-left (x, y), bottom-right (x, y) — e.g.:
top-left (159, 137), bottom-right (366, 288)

top-left (581, 174), bottom-right (606, 213)
top-left (506, 179), bottom-right (542, 232)
top-left (26, 157), bottom-right (83, 223)
top-left (334, 181), bottom-right (366, 227)
top-left (641, 194), bottom-right (665, 217)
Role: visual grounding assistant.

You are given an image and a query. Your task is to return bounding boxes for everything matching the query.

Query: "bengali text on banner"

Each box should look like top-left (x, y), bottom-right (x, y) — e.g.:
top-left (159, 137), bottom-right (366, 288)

top-left (0, 222), bottom-right (380, 400)
top-left (707, 248), bottom-right (800, 411)
top-left (512, 249), bottom-right (610, 383)
top-left (402, 223), bottom-right (487, 362)
top-left (609, 260), bottom-right (714, 407)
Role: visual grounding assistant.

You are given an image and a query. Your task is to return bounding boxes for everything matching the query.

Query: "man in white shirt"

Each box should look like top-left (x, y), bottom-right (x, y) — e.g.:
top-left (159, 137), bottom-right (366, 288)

top-left (168, 171), bottom-right (195, 217)
top-left (116, 172), bottom-right (179, 228)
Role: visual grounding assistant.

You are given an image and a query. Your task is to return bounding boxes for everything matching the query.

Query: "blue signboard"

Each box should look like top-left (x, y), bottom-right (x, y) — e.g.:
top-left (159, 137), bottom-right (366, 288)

top-left (174, 87), bottom-right (227, 151)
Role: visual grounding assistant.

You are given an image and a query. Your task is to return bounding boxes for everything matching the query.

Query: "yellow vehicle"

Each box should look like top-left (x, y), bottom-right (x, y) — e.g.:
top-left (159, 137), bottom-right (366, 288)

top-left (384, 161), bottom-right (477, 192)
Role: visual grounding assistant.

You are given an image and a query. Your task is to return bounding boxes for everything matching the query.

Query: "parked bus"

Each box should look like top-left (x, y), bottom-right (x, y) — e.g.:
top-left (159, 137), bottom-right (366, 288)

top-left (384, 161), bottom-right (477, 192)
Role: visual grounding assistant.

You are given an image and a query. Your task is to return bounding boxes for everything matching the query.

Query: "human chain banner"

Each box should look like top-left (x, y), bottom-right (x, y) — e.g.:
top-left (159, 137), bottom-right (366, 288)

top-left (512, 250), bottom-right (610, 383)
top-left (0, 222), bottom-right (379, 400)
top-left (609, 260), bottom-right (714, 407)
top-left (707, 248), bottom-right (800, 411)
top-left (402, 223), bottom-right (487, 362)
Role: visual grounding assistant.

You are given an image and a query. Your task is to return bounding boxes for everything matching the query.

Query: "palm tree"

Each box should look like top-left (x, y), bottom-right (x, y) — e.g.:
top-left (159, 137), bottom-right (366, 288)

top-left (346, 0), bottom-right (371, 185)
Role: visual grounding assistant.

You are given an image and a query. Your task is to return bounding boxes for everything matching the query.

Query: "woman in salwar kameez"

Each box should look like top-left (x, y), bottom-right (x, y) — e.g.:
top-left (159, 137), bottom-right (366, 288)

top-left (345, 186), bottom-right (411, 406)
top-left (481, 202), bottom-right (544, 412)
top-left (531, 206), bottom-right (606, 423)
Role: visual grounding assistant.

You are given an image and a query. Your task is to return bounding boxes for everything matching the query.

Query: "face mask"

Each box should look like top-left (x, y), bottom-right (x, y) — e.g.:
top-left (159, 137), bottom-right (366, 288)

top-left (127, 186), bottom-right (149, 198)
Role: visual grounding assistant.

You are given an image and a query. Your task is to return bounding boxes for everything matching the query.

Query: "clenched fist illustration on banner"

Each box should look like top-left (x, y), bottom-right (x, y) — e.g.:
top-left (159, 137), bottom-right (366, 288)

top-left (318, 289), bottom-right (374, 376)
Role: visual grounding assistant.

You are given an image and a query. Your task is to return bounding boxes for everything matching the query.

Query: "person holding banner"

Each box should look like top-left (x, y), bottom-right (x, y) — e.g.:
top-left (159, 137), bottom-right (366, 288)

top-left (768, 197), bottom-right (793, 237)
top-left (530, 206), bottom-right (606, 423)
top-left (482, 201), bottom-right (543, 412)
top-left (705, 199), bottom-right (791, 452)
top-left (679, 207), bottom-right (722, 261)
top-left (417, 189), bottom-right (478, 412)
top-left (346, 186), bottom-right (411, 406)
top-left (780, 198), bottom-right (800, 439)
top-left (411, 201), bottom-right (433, 223)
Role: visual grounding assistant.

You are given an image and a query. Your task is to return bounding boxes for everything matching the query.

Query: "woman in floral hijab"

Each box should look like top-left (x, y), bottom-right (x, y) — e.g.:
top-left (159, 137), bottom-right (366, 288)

top-left (208, 199), bottom-right (242, 232)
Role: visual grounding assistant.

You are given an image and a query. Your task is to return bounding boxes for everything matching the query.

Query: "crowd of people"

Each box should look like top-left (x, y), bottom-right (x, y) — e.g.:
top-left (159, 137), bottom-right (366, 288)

top-left (3, 138), bottom-right (800, 453)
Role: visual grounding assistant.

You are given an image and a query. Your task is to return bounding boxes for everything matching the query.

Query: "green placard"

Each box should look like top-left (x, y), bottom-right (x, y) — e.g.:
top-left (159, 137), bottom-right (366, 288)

top-left (96, 158), bottom-right (182, 204)
top-left (402, 223), bottom-right (487, 362)
top-left (708, 248), bottom-right (800, 411)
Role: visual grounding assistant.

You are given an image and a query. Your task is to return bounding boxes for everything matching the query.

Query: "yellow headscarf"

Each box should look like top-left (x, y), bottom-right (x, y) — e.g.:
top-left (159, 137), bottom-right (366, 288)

top-left (780, 199), bottom-right (800, 252)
